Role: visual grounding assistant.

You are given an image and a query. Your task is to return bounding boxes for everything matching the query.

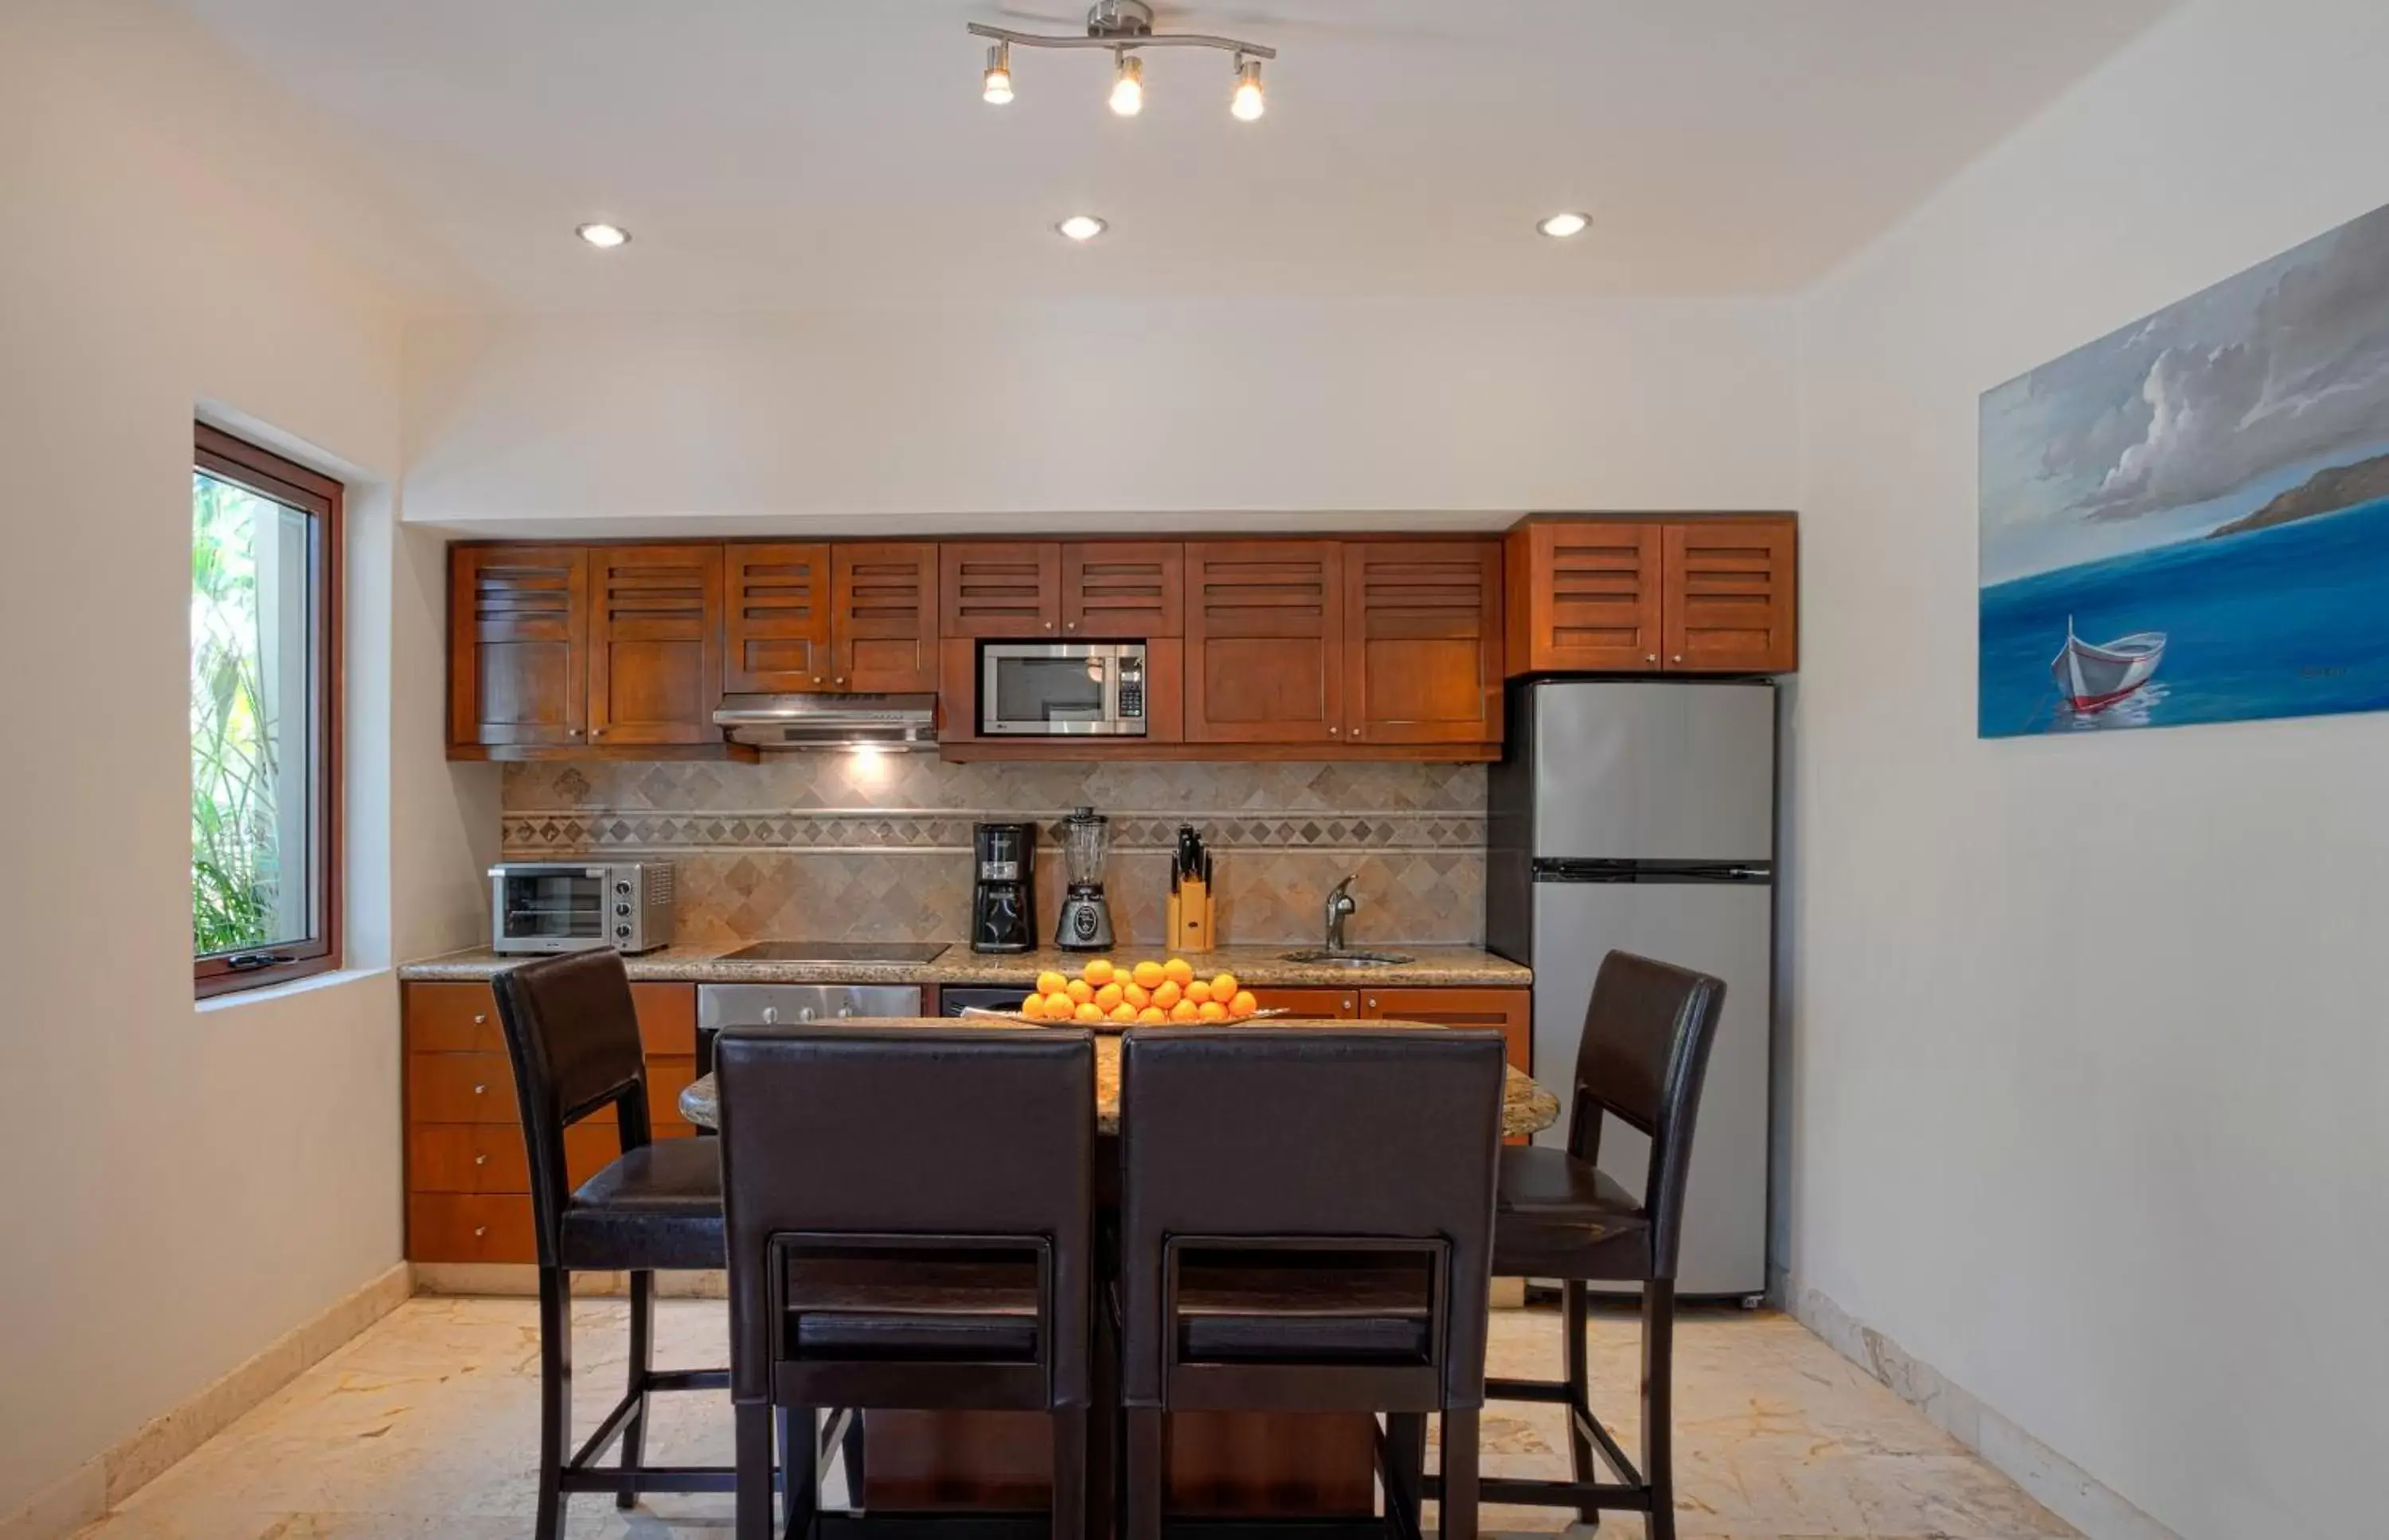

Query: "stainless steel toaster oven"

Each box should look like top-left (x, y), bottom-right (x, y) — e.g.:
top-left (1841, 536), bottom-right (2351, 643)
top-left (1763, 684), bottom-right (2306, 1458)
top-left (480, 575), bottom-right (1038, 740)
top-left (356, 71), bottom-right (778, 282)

top-left (489, 862), bottom-right (675, 955)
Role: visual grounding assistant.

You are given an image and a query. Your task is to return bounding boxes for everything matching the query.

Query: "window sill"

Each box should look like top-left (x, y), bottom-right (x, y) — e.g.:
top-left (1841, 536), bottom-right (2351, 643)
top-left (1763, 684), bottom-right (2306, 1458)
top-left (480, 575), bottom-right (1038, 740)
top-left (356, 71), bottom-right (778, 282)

top-left (196, 966), bottom-right (390, 1014)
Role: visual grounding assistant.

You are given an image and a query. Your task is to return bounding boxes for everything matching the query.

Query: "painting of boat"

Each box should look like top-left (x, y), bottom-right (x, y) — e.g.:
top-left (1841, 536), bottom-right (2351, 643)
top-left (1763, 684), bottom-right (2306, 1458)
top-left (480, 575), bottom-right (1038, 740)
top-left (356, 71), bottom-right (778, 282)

top-left (2051, 619), bottom-right (2166, 713)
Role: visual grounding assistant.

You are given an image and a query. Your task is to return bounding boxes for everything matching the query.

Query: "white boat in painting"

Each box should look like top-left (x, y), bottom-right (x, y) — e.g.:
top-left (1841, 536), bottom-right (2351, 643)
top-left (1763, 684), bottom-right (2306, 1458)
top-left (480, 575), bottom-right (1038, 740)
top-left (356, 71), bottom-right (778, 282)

top-left (2051, 616), bottom-right (2167, 712)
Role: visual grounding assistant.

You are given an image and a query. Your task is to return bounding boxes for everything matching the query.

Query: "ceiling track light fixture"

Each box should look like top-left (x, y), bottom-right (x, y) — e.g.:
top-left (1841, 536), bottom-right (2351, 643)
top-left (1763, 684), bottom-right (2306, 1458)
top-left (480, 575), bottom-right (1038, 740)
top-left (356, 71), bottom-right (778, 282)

top-left (968, 0), bottom-right (1275, 120)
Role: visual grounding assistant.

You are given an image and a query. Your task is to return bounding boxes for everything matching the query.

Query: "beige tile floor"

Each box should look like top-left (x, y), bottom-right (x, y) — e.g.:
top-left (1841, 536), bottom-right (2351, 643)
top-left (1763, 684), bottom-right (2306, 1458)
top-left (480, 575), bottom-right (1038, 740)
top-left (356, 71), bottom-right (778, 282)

top-left (72, 1297), bottom-right (2077, 1540)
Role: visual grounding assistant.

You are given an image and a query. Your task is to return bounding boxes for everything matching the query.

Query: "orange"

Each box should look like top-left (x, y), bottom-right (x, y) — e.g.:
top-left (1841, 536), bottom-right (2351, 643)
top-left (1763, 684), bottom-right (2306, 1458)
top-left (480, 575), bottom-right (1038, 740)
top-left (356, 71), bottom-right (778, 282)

top-left (1046, 991), bottom-right (1077, 1018)
top-left (1152, 980), bottom-right (1183, 1010)
top-left (1035, 971), bottom-right (1069, 997)
top-left (1230, 990), bottom-right (1258, 1018)
top-left (1123, 983), bottom-right (1151, 1010)
top-left (1185, 980), bottom-right (1213, 1006)
top-left (1197, 1000), bottom-right (1228, 1022)
top-left (1131, 960), bottom-right (1166, 991)
top-left (1065, 978), bottom-right (1094, 1006)
top-left (1081, 958), bottom-right (1116, 987)
top-left (1137, 1006), bottom-right (1167, 1024)
top-left (1073, 1002), bottom-right (1105, 1023)
top-left (1019, 994), bottom-right (1047, 1020)
top-left (1163, 958), bottom-right (1195, 988)
top-left (1168, 1000), bottom-right (1201, 1022)
top-left (1094, 982), bottom-right (1125, 1012)
top-left (1210, 972), bottom-right (1238, 999)
top-left (1109, 1003), bottom-right (1138, 1024)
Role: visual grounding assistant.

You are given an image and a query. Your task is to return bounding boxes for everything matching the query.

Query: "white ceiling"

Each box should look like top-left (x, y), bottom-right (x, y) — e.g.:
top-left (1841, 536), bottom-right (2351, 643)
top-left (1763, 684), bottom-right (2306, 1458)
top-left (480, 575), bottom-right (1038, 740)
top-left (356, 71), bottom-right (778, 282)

top-left (167, 0), bottom-right (2176, 312)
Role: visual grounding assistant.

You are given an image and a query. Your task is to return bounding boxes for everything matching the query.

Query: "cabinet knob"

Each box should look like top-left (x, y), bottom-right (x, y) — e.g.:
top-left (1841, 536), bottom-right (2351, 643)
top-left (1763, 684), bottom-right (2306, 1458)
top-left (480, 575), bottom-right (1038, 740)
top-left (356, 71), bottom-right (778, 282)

top-left (473, 1153), bottom-right (487, 1167)
top-left (1645, 654), bottom-right (1658, 665)
top-left (472, 1013), bottom-right (486, 1025)
top-left (472, 1084), bottom-right (487, 1096)
top-left (569, 728), bottom-right (584, 738)
top-left (1064, 620), bottom-right (1077, 633)
top-left (813, 676), bottom-right (824, 686)
top-left (473, 1226), bottom-right (487, 1239)
top-left (1672, 654), bottom-right (1685, 664)
top-left (834, 676), bottom-right (847, 687)
top-left (1343, 998), bottom-right (1355, 1012)
top-left (1044, 620), bottom-right (1055, 631)
top-left (1367, 998), bottom-right (1378, 1009)
top-left (1351, 728), bottom-right (1363, 740)
top-left (1328, 725), bottom-right (1340, 735)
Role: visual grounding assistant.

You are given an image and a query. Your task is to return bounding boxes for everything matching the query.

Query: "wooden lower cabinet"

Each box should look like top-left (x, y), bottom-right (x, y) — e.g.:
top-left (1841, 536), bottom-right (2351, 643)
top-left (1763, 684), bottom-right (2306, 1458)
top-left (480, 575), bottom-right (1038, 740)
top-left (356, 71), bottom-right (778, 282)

top-left (404, 980), bottom-right (701, 1264)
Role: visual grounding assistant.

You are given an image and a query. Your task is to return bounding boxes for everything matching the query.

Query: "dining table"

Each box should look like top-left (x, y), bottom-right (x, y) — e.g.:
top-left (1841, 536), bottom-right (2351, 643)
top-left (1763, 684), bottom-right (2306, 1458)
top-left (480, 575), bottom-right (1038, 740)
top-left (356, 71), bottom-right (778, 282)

top-left (677, 1014), bottom-right (1562, 1521)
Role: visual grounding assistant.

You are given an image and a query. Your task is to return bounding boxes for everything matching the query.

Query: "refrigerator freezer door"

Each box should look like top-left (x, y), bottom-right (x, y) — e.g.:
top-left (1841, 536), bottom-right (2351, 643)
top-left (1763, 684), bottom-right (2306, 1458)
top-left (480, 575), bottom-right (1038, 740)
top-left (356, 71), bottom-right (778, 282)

top-left (1531, 877), bottom-right (1773, 1299)
top-left (1527, 681), bottom-right (1775, 862)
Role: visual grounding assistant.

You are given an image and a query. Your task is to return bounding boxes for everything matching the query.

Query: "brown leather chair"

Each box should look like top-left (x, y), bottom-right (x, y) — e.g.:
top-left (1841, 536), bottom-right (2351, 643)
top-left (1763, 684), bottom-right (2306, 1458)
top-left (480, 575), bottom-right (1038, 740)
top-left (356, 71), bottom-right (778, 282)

top-left (489, 951), bottom-right (733, 1540)
top-left (717, 1026), bottom-right (1096, 1540)
top-left (1434, 951), bottom-right (1725, 1540)
top-left (1115, 1027), bottom-right (1508, 1540)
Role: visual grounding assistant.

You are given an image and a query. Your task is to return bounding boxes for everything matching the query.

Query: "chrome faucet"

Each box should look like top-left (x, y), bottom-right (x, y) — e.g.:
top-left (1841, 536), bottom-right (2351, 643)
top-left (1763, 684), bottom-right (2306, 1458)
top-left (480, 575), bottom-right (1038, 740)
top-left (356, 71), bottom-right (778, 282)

top-left (1324, 875), bottom-right (1358, 952)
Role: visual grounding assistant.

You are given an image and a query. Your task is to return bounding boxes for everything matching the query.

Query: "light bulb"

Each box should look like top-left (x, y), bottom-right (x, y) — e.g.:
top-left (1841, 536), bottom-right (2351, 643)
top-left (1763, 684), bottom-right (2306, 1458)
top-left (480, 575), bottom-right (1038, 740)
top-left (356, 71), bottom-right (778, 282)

top-left (1231, 58), bottom-right (1265, 121)
top-left (576, 222), bottom-right (630, 249)
top-left (1056, 215), bottom-right (1108, 242)
top-left (1537, 211), bottom-right (1592, 239)
top-left (1109, 54), bottom-right (1144, 116)
top-left (982, 44), bottom-right (1013, 104)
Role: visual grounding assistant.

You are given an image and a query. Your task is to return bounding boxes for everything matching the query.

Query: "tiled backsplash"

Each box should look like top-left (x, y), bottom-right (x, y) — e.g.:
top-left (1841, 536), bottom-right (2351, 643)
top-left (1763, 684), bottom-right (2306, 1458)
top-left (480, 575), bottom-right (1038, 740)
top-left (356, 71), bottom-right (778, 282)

top-left (501, 759), bottom-right (1488, 948)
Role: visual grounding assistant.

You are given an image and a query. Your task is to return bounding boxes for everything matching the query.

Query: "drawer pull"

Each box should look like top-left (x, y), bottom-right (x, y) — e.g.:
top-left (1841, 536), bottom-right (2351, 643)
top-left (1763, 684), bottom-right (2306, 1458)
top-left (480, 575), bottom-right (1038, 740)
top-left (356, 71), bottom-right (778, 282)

top-left (473, 1013), bottom-right (487, 1025)
top-left (474, 1226), bottom-right (487, 1238)
top-left (474, 1154), bottom-right (488, 1167)
top-left (473, 1084), bottom-right (487, 1096)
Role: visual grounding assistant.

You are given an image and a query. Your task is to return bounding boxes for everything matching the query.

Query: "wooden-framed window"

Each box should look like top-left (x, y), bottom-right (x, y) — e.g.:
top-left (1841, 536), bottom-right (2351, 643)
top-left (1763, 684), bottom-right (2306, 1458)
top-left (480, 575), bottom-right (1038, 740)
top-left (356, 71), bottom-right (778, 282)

top-left (191, 424), bottom-right (343, 996)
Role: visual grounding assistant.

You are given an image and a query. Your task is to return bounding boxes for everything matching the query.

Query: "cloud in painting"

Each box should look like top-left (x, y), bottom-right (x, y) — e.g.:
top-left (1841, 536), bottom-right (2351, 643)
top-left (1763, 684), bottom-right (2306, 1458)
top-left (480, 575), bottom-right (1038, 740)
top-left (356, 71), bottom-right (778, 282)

top-left (2078, 209), bottom-right (2389, 522)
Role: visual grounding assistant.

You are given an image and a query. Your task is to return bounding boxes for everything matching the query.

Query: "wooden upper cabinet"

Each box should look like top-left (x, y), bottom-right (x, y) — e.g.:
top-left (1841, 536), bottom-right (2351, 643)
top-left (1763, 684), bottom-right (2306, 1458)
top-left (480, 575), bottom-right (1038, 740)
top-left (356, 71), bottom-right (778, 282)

top-left (942, 542), bottom-right (1062, 639)
top-left (1343, 541), bottom-right (1503, 745)
top-left (1063, 541), bottom-right (1183, 638)
top-left (586, 545), bottom-right (724, 745)
top-left (724, 543), bottom-right (831, 691)
top-left (1504, 521), bottom-right (1664, 674)
top-left (831, 542), bottom-right (939, 692)
top-left (1662, 519), bottom-right (1797, 673)
top-left (449, 545), bottom-right (589, 749)
top-left (1183, 541), bottom-right (1345, 744)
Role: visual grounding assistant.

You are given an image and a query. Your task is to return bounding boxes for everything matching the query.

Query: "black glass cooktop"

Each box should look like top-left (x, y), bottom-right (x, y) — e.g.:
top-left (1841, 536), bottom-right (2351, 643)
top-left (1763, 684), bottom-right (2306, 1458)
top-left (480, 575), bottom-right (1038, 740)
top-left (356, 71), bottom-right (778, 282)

top-left (721, 941), bottom-right (951, 964)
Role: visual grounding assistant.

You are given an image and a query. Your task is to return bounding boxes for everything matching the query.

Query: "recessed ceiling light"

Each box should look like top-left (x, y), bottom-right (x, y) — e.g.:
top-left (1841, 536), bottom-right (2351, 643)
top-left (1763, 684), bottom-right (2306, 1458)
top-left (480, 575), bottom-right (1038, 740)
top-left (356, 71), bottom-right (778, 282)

top-left (1056, 215), bottom-right (1108, 242)
top-left (1537, 212), bottom-right (1591, 240)
top-left (577, 222), bottom-right (631, 249)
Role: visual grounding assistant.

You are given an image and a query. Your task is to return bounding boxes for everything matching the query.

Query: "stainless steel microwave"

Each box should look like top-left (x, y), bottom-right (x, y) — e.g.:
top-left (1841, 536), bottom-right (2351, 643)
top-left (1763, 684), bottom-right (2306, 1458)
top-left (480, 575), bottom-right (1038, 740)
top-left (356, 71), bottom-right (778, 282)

top-left (489, 862), bottom-right (675, 955)
top-left (979, 642), bottom-right (1148, 737)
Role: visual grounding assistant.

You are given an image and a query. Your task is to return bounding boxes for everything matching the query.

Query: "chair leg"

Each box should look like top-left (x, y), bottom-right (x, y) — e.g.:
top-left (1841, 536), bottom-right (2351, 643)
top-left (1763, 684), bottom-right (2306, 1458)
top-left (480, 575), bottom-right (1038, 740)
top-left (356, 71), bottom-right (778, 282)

top-left (1382, 1413), bottom-right (1425, 1540)
top-left (617, 1268), bottom-right (655, 1510)
top-left (1563, 1278), bottom-right (1601, 1525)
top-left (841, 1409), bottom-right (867, 1507)
top-left (736, 1401), bottom-right (776, 1540)
top-left (1642, 1283), bottom-right (1677, 1540)
top-left (1123, 1406), bottom-right (1164, 1540)
top-left (1050, 1406), bottom-right (1087, 1540)
top-left (534, 1266), bottom-right (573, 1540)
top-left (1437, 1408), bottom-right (1478, 1540)
top-left (780, 1406), bottom-right (818, 1540)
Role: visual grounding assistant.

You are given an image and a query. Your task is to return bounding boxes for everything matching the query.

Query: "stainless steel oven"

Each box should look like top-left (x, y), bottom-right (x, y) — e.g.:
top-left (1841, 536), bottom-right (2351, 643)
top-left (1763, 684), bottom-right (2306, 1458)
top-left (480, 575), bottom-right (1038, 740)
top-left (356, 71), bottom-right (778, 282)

top-left (979, 642), bottom-right (1148, 737)
top-left (489, 862), bottom-right (676, 955)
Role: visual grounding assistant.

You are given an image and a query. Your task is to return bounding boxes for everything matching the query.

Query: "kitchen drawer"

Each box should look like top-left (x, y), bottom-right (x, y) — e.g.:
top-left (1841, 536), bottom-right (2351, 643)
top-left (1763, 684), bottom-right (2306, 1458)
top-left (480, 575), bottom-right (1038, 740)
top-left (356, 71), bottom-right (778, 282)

top-left (405, 983), bottom-right (502, 1053)
top-left (633, 983), bottom-right (697, 1057)
top-left (409, 1194), bottom-right (537, 1264)
top-left (408, 1123), bottom-right (621, 1194)
top-left (1249, 987), bottom-right (1360, 1019)
top-left (407, 1052), bottom-right (518, 1124)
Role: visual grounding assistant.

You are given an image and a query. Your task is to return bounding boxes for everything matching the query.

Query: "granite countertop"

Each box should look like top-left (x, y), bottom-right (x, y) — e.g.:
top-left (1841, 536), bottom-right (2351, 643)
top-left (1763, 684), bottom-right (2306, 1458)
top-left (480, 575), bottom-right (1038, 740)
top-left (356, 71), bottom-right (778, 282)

top-left (677, 1016), bottom-right (1562, 1139)
top-left (397, 942), bottom-right (1530, 989)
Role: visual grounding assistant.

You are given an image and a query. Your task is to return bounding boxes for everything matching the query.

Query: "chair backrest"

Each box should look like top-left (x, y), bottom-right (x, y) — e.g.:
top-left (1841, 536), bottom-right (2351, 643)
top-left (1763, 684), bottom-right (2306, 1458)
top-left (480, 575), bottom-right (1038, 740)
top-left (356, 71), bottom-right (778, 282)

top-left (1566, 950), bottom-right (1727, 1279)
top-left (1116, 1027), bottom-right (1506, 1409)
top-left (489, 950), bottom-right (655, 1268)
top-left (714, 1026), bottom-right (1095, 1406)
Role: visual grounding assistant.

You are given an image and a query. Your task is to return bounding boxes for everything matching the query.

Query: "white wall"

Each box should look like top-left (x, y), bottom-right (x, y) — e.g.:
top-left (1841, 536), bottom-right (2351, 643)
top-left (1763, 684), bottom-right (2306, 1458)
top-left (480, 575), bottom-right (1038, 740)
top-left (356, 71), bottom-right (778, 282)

top-left (1789, 2), bottom-right (2389, 1535)
top-left (402, 299), bottom-right (1802, 532)
top-left (0, 2), bottom-right (490, 1521)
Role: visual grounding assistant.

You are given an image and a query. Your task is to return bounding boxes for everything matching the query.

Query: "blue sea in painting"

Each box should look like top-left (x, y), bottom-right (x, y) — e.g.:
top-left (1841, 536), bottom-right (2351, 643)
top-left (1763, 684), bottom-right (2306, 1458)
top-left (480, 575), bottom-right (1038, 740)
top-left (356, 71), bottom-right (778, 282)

top-left (1978, 497), bottom-right (2389, 737)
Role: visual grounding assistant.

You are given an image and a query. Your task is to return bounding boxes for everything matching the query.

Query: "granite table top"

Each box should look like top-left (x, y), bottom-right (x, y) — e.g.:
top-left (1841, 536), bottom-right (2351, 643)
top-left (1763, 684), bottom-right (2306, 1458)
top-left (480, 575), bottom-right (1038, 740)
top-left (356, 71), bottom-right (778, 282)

top-left (397, 943), bottom-right (1530, 990)
top-left (676, 1016), bottom-right (1562, 1139)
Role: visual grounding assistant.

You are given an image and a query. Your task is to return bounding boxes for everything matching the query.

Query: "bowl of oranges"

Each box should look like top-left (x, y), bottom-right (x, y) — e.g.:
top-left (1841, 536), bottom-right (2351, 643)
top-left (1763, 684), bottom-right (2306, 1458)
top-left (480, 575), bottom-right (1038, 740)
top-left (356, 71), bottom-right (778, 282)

top-left (1005, 957), bottom-right (1267, 1030)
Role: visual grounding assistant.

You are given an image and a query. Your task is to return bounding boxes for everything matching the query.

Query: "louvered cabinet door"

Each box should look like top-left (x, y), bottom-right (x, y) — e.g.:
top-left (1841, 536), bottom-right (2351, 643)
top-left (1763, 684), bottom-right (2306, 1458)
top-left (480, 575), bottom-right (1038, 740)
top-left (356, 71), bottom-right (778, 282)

top-left (1662, 519), bottom-right (1798, 673)
top-left (1183, 541), bottom-right (1346, 743)
top-left (586, 545), bottom-right (724, 745)
top-left (448, 545), bottom-right (589, 750)
top-left (724, 543), bottom-right (832, 692)
top-left (1343, 541), bottom-right (1503, 745)
top-left (1062, 541), bottom-right (1183, 638)
top-left (941, 542), bottom-right (1060, 638)
top-left (1504, 522), bottom-right (1664, 674)
top-left (831, 543), bottom-right (939, 692)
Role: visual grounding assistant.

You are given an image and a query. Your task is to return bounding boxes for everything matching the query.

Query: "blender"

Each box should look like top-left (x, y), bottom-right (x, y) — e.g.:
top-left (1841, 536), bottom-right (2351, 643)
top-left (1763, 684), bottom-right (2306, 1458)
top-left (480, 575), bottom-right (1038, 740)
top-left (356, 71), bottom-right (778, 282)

top-left (1054, 807), bottom-right (1115, 952)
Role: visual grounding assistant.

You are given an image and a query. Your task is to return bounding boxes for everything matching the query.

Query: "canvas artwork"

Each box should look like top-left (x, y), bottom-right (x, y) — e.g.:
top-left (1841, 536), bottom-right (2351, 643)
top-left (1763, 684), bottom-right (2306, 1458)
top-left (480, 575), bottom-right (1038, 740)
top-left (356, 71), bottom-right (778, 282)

top-left (1978, 199), bottom-right (2389, 737)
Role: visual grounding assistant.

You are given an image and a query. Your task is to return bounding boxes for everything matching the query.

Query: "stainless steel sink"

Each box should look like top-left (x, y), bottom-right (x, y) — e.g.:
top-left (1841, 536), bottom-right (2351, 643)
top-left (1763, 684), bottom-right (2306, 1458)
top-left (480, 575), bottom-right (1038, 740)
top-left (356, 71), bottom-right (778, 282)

top-left (1277, 948), bottom-right (1415, 967)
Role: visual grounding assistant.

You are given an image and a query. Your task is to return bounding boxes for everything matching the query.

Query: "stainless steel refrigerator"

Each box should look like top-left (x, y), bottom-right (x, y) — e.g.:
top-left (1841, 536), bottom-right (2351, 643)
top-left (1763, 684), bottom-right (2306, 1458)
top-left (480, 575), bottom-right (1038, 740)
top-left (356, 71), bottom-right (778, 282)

top-left (1487, 678), bottom-right (1776, 1301)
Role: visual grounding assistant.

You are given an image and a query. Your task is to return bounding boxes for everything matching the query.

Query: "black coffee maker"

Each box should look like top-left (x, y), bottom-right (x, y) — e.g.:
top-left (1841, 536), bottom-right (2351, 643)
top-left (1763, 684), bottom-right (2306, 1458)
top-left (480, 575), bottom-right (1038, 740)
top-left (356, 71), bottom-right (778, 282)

top-left (970, 822), bottom-right (1037, 953)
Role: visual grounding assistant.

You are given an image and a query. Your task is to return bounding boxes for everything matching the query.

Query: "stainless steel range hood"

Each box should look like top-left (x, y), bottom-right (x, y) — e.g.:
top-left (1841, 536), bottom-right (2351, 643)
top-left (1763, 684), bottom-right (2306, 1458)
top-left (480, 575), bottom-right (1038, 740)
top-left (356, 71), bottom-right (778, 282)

top-left (712, 693), bottom-right (938, 750)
